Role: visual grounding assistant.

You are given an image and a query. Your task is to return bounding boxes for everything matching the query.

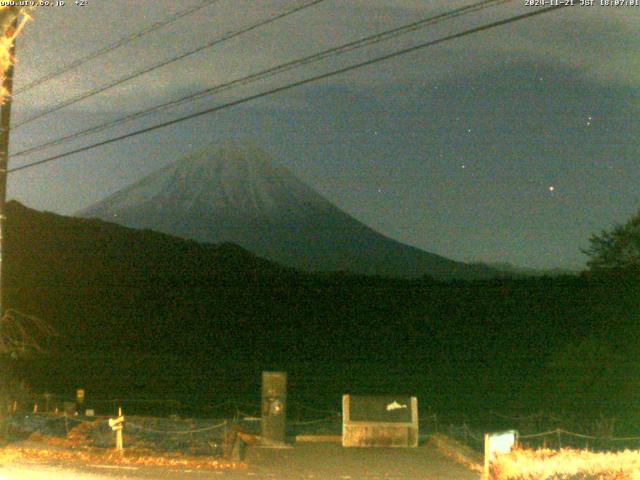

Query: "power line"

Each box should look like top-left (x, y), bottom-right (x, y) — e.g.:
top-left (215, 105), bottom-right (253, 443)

top-left (10, 0), bottom-right (511, 159)
top-left (8, 4), bottom-right (570, 175)
top-left (13, 0), bottom-right (328, 128)
top-left (14, 0), bottom-right (222, 96)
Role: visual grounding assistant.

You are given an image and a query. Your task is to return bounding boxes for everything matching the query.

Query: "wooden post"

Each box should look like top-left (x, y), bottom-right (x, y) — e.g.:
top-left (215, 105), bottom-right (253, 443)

top-left (108, 406), bottom-right (124, 451)
top-left (341, 394), bottom-right (349, 447)
top-left (224, 418), bottom-right (228, 447)
top-left (116, 406), bottom-right (123, 452)
top-left (0, 18), bottom-right (18, 319)
top-left (483, 432), bottom-right (490, 480)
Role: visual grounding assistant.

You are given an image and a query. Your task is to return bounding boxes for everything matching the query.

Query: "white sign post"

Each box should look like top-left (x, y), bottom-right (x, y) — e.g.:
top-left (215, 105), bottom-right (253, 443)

top-left (483, 430), bottom-right (517, 480)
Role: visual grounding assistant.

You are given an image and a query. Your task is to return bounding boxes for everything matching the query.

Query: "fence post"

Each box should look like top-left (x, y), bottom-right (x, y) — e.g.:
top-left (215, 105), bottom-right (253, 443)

top-left (556, 429), bottom-right (562, 449)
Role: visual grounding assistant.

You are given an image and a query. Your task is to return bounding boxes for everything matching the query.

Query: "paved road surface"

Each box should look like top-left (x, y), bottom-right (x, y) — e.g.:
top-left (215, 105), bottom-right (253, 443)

top-left (0, 443), bottom-right (480, 479)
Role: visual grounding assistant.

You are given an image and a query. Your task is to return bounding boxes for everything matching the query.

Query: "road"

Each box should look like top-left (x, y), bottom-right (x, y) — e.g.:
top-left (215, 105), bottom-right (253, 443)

top-left (0, 443), bottom-right (480, 479)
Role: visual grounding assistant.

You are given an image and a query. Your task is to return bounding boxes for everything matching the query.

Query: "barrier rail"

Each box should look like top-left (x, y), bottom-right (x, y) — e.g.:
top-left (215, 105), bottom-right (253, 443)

top-left (126, 420), bottom-right (228, 435)
top-left (12, 395), bottom-right (640, 452)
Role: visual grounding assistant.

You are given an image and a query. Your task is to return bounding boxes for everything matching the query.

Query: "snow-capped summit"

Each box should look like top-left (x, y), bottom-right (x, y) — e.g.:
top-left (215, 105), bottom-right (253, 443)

top-left (85, 139), bottom-right (331, 219)
top-left (78, 140), bottom-right (496, 279)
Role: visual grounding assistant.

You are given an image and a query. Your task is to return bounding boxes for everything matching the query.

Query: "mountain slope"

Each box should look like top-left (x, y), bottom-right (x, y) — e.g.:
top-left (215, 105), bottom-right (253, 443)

top-left (78, 140), bottom-right (495, 280)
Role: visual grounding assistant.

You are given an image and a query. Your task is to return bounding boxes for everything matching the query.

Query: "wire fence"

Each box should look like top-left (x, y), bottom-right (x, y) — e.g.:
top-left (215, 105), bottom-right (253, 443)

top-left (435, 411), bottom-right (640, 454)
top-left (126, 420), bottom-right (228, 435)
top-left (2, 394), bottom-right (344, 444)
top-left (14, 393), bottom-right (264, 419)
top-left (4, 411), bottom-right (236, 456)
top-left (6, 394), bottom-right (640, 454)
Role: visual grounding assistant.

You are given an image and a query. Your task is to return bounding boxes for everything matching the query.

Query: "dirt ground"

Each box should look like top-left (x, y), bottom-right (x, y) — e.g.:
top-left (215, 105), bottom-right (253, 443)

top-left (244, 442), bottom-right (481, 479)
top-left (0, 441), bottom-right (480, 479)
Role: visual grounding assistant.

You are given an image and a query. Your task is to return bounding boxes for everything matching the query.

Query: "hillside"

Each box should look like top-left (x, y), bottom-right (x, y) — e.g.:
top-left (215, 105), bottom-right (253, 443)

top-left (3, 201), bottom-right (638, 422)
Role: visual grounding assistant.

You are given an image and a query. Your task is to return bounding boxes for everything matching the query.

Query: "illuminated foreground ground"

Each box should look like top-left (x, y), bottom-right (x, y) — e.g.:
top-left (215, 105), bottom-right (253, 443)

top-left (0, 442), bottom-right (480, 479)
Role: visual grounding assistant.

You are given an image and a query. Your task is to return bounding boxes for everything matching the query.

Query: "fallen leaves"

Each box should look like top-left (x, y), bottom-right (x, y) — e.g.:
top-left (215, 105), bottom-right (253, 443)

top-left (0, 440), bottom-right (246, 470)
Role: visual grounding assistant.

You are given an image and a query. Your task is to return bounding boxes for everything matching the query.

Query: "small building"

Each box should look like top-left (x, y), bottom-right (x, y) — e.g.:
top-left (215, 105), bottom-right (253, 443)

top-left (342, 394), bottom-right (418, 447)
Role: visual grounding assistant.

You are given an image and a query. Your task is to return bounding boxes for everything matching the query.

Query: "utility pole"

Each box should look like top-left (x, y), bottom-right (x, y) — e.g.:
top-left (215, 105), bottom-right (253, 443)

top-left (0, 17), bottom-right (18, 320)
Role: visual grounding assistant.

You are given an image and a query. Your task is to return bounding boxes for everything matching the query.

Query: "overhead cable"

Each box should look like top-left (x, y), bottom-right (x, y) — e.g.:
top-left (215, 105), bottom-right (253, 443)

top-left (9, 4), bottom-right (570, 174)
top-left (11, 0), bottom-right (511, 158)
top-left (13, 0), bottom-right (328, 128)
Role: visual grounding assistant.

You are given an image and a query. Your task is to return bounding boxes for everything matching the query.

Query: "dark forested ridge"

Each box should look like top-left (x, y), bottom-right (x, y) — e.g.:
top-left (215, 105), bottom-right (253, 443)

top-left (4, 201), bottom-right (638, 423)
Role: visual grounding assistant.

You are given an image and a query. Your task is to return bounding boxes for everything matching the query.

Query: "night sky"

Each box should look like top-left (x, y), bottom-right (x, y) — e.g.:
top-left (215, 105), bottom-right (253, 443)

top-left (6, 1), bottom-right (639, 270)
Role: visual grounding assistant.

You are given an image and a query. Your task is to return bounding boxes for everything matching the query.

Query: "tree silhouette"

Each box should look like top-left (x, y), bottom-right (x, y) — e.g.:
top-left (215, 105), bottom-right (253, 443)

top-left (583, 209), bottom-right (640, 271)
top-left (0, 309), bottom-right (56, 357)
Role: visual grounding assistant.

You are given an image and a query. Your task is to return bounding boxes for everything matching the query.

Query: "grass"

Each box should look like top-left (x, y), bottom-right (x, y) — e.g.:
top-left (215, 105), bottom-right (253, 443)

top-left (492, 447), bottom-right (640, 480)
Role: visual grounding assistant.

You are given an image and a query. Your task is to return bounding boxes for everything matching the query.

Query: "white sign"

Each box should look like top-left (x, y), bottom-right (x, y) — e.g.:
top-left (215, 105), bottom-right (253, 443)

top-left (109, 415), bottom-right (124, 431)
top-left (488, 430), bottom-right (517, 457)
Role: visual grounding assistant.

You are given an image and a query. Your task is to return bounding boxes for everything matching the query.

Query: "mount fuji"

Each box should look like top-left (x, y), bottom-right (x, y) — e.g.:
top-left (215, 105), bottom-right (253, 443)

top-left (78, 140), bottom-right (496, 279)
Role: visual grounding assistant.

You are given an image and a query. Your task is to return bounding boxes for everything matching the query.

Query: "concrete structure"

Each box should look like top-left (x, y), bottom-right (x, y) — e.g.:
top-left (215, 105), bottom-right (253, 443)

top-left (261, 371), bottom-right (287, 445)
top-left (342, 394), bottom-right (418, 447)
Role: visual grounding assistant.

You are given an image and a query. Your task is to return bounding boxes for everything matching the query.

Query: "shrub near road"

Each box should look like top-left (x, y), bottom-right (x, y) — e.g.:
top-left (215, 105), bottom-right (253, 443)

top-left (491, 447), bottom-right (640, 480)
